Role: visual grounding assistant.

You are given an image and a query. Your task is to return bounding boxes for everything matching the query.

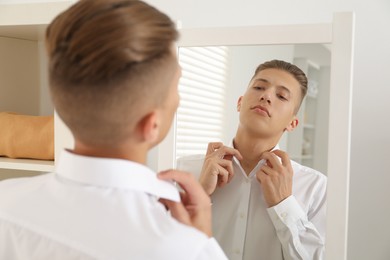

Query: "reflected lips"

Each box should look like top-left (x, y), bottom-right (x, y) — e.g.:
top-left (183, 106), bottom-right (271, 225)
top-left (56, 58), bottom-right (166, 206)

top-left (251, 105), bottom-right (270, 117)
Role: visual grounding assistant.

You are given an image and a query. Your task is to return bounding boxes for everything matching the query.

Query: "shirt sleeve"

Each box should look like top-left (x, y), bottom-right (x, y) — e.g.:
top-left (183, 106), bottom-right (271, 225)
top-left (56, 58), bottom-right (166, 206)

top-left (267, 195), bottom-right (325, 260)
top-left (195, 237), bottom-right (228, 260)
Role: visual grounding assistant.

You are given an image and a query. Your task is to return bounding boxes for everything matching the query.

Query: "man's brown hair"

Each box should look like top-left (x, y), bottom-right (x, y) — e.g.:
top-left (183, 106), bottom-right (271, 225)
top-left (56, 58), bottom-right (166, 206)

top-left (46, 0), bottom-right (179, 146)
top-left (253, 59), bottom-right (308, 112)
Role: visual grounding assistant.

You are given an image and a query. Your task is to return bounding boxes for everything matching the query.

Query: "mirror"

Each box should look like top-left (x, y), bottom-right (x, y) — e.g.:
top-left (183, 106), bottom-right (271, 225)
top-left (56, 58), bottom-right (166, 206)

top-left (175, 43), bottom-right (331, 175)
top-left (155, 12), bottom-right (354, 260)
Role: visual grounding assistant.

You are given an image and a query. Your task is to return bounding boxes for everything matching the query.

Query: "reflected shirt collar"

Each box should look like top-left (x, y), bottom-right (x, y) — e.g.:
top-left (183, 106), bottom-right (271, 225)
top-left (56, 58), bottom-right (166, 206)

top-left (56, 150), bottom-right (180, 202)
top-left (229, 139), bottom-right (300, 177)
top-left (229, 139), bottom-right (279, 161)
top-left (230, 139), bottom-right (280, 177)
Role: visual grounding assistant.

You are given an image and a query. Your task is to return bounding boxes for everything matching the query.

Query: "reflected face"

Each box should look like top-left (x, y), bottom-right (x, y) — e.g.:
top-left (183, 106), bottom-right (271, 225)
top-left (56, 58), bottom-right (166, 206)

top-left (237, 68), bottom-right (301, 138)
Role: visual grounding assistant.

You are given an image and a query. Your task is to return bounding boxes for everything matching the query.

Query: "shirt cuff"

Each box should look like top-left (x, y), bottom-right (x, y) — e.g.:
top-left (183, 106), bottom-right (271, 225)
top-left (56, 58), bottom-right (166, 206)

top-left (266, 195), bottom-right (307, 231)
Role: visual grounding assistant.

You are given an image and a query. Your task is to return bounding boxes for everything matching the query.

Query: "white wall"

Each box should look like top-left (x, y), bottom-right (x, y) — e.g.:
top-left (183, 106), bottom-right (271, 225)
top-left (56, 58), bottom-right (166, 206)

top-left (146, 0), bottom-right (390, 259)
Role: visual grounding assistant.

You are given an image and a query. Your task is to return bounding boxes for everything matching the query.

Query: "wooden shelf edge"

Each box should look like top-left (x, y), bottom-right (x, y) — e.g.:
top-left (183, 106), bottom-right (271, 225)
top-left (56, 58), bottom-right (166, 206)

top-left (0, 158), bottom-right (54, 172)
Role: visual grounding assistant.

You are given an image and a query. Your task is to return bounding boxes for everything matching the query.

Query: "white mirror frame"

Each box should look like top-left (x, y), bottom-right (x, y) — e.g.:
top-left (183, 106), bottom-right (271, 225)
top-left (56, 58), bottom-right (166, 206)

top-left (157, 12), bottom-right (355, 260)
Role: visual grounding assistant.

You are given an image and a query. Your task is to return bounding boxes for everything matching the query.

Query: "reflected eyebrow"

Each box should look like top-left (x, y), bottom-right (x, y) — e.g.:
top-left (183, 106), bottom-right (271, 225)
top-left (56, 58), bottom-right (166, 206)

top-left (253, 78), bottom-right (292, 95)
top-left (253, 78), bottom-right (269, 84)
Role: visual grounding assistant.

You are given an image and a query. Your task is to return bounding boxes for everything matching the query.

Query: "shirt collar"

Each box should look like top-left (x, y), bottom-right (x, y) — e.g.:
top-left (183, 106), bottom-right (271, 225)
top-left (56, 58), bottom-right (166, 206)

top-left (55, 150), bottom-right (180, 202)
top-left (229, 139), bottom-right (301, 177)
top-left (229, 139), bottom-right (279, 160)
top-left (230, 139), bottom-right (282, 178)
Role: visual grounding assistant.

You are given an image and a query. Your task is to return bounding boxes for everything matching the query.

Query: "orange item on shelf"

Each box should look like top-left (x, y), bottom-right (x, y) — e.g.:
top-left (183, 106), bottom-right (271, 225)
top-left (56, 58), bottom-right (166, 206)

top-left (0, 112), bottom-right (54, 160)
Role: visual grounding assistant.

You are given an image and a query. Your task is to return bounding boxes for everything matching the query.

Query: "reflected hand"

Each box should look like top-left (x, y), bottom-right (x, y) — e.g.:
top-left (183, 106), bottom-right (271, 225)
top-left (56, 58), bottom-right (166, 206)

top-left (158, 169), bottom-right (213, 237)
top-left (256, 150), bottom-right (293, 207)
top-left (199, 142), bottom-right (243, 195)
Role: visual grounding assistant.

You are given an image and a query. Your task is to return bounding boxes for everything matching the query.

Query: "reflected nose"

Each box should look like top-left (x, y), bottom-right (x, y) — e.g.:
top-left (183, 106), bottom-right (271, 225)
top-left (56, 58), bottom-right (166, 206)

top-left (259, 92), bottom-right (271, 104)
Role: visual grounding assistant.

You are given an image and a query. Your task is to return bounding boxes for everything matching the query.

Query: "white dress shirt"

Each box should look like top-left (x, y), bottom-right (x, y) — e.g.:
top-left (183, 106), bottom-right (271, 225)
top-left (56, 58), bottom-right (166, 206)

top-left (177, 150), bottom-right (327, 260)
top-left (0, 150), bottom-right (227, 260)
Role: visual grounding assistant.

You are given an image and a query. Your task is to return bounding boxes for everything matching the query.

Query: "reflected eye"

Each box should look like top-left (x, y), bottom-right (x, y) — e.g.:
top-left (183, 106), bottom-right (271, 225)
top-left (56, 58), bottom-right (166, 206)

top-left (253, 86), bottom-right (264, 90)
top-left (277, 94), bottom-right (288, 101)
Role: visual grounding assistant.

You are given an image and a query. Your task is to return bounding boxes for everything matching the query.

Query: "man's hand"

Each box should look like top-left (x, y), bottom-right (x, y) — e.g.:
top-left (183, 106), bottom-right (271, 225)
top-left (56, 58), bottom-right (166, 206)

top-left (158, 170), bottom-right (213, 237)
top-left (256, 150), bottom-right (293, 207)
top-left (199, 142), bottom-right (243, 195)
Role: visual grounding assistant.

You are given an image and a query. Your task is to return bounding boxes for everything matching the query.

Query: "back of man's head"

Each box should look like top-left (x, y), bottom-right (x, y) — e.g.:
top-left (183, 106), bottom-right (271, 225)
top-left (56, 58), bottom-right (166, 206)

top-left (46, 0), bottom-right (178, 147)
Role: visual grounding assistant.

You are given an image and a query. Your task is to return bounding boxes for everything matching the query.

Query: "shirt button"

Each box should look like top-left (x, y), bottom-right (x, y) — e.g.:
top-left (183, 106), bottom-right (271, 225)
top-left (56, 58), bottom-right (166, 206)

top-left (234, 248), bottom-right (241, 254)
top-left (240, 213), bottom-right (245, 219)
top-left (281, 212), bottom-right (288, 218)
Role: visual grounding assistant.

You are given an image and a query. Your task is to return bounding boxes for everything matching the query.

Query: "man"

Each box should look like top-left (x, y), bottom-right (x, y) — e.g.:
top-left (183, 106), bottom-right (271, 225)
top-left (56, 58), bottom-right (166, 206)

top-left (177, 60), bottom-right (327, 260)
top-left (0, 0), bottom-right (227, 259)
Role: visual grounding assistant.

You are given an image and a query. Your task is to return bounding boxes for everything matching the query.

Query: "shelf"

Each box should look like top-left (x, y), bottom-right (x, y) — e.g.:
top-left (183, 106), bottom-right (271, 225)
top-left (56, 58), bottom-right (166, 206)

top-left (303, 124), bottom-right (315, 129)
top-left (0, 157), bottom-right (54, 172)
top-left (0, 2), bottom-right (74, 179)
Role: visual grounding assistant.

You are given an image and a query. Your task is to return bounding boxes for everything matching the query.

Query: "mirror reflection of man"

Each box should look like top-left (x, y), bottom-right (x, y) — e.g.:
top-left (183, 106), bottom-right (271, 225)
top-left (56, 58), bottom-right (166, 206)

top-left (177, 60), bottom-right (326, 260)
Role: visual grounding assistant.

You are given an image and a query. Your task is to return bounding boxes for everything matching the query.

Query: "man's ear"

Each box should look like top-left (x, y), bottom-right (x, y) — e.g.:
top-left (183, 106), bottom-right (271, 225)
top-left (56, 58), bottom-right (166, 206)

top-left (237, 96), bottom-right (243, 112)
top-left (285, 117), bottom-right (299, 132)
top-left (138, 111), bottom-right (159, 143)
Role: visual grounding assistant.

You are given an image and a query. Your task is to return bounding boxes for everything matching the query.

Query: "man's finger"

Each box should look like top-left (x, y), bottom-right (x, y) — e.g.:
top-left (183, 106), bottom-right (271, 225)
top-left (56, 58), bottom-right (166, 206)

top-left (217, 166), bottom-right (229, 187)
top-left (218, 159), bottom-right (235, 182)
top-left (261, 152), bottom-right (281, 169)
top-left (159, 198), bottom-right (191, 225)
top-left (206, 142), bottom-right (224, 155)
top-left (272, 150), bottom-right (292, 168)
top-left (259, 165), bottom-right (273, 176)
top-left (215, 146), bottom-right (243, 161)
top-left (158, 170), bottom-right (208, 202)
top-left (206, 142), bottom-right (243, 161)
top-left (256, 169), bottom-right (268, 183)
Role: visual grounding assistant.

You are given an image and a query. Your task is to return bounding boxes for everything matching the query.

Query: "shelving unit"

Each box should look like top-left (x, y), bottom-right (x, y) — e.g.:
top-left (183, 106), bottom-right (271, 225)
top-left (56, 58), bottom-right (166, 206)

top-left (0, 157), bottom-right (54, 172)
top-left (0, 1), bottom-right (74, 178)
top-left (287, 55), bottom-right (330, 174)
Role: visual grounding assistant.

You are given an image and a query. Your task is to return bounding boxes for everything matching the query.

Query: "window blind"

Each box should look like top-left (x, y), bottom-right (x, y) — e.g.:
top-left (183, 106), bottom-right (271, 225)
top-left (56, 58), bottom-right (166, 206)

top-left (176, 46), bottom-right (229, 158)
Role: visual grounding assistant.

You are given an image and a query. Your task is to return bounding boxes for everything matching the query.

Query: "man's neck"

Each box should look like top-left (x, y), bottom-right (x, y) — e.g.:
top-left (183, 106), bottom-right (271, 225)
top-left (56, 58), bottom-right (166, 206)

top-left (72, 139), bottom-right (148, 165)
top-left (233, 128), bottom-right (280, 175)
